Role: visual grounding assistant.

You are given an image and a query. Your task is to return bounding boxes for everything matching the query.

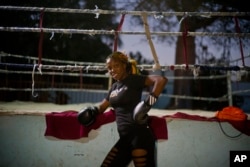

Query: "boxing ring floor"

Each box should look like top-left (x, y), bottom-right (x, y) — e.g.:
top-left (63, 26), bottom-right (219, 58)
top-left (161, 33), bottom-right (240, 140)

top-left (0, 101), bottom-right (249, 167)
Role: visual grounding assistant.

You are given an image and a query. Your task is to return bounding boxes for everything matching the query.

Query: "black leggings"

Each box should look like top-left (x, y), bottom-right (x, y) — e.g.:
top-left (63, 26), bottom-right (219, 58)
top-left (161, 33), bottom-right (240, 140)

top-left (101, 127), bottom-right (156, 167)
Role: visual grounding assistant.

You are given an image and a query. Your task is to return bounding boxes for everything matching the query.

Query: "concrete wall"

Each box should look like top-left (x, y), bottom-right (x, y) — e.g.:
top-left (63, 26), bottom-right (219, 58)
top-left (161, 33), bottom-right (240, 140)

top-left (0, 114), bottom-right (249, 167)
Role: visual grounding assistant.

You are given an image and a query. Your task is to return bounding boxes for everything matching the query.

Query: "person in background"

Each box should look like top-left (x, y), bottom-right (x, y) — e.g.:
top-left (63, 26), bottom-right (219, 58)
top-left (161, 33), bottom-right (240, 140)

top-left (78, 51), bottom-right (167, 167)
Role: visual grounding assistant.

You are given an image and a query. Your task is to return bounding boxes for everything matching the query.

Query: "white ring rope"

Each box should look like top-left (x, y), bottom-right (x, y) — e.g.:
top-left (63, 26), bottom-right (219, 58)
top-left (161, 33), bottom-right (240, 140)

top-left (0, 87), bottom-right (108, 93)
top-left (1, 54), bottom-right (249, 103)
top-left (1, 63), bottom-right (248, 72)
top-left (1, 53), bottom-right (249, 73)
top-left (1, 62), bottom-right (249, 103)
top-left (1, 52), bottom-right (249, 67)
top-left (1, 86), bottom-right (249, 102)
top-left (0, 6), bottom-right (249, 17)
top-left (0, 69), bottom-right (109, 78)
top-left (1, 27), bottom-right (250, 37)
top-left (0, 69), bottom-right (228, 79)
top-left (0, 52), bottom-right (106, 65)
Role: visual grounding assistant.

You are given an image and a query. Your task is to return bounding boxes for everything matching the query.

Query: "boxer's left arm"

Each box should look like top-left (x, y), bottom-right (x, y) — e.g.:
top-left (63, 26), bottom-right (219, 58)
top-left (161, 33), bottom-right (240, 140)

top-left (133, 75), bottom-right (167, 124)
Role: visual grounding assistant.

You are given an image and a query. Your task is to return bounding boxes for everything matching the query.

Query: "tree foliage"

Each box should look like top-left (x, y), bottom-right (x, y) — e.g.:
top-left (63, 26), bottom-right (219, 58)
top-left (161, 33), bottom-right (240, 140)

top-left (117, 0), bottom-right (250, 110)
top-left (117, 0), bottom-right (250, 56)
top-left (0, 0), bottom-right (118, 63)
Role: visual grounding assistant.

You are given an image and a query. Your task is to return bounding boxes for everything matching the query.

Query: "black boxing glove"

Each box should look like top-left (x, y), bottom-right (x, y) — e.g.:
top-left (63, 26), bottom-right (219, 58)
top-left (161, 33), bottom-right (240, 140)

top-left (133, 93), bottom-right (158, 124)
top-left (77, 106), bottom-right (99, 126)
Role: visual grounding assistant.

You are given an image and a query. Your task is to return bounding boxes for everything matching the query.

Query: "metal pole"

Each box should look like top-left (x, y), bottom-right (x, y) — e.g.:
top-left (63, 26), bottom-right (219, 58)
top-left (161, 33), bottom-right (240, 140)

top-left (227, 71), bottom-right (233, 106)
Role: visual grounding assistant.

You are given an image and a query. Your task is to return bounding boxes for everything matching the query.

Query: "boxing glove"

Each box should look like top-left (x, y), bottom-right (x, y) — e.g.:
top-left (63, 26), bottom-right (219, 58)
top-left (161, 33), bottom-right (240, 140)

top-left (77, 106), bottom-right (99, 126)
top-left (133, 93), bottom-right (158, 124)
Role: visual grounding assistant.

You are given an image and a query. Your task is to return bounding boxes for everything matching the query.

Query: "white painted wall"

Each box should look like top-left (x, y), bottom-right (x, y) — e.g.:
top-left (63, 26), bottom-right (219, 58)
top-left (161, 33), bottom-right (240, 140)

top-left (0, 114), bottom-right (249, 167)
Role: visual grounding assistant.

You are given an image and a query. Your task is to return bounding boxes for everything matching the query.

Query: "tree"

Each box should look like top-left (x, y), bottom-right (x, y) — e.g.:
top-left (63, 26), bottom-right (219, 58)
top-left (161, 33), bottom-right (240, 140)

top-left (0, 0), bottom-right (119, 103)
top-left (116, 0), bottom-right (250, 109)
top-left (0, 0), bottom-right (117, 62)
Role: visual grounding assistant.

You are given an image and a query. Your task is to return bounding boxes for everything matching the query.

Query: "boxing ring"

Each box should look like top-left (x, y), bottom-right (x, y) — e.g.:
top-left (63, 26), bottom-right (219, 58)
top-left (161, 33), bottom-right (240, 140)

top-left (1, 5), bottom-right (250, 167)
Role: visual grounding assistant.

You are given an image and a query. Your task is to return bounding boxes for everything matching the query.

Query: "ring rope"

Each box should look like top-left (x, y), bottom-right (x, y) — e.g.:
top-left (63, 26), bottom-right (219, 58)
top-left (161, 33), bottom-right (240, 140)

top-left (1, 65), bottom-right (249, 102)
top-left (0, 69), bottom-right (228, 79)
top-left (1, 52), bottom-right (249, 66)
top-left (0, 62), bottom-right (248, 72)
top-left (1, 52), bottom-right (249, 68)
top-left (0, 6), bottom-right (249, 17)
top-left (0, 52), bottom-right (106, 65)
top-left (1, 27), bottom-right (250, 37)
top-left (0, 69), bottom-right (109, 78)
top-left (1, 86), bottom-right (249, 102)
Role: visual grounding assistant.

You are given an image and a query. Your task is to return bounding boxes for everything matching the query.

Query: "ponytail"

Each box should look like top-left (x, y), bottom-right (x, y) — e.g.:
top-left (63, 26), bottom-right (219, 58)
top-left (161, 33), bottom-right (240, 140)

top-left (128, 59), bottom-right (140, 75)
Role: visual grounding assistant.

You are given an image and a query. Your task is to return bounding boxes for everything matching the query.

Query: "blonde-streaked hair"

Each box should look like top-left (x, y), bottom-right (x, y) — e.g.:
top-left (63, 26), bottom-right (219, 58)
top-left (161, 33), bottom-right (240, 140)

top-left (106, 51), bottom-right (140, 75)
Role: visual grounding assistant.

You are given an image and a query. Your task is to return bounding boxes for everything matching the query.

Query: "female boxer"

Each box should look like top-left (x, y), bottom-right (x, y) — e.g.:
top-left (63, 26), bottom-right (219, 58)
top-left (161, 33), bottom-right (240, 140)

top-left (78, 51), bottom-right (167, 167)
